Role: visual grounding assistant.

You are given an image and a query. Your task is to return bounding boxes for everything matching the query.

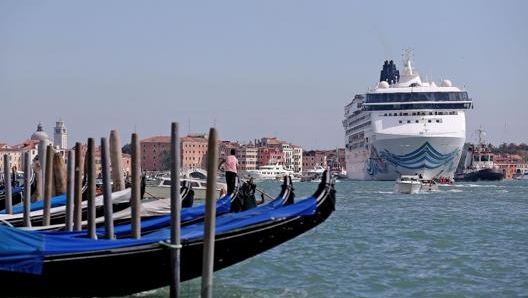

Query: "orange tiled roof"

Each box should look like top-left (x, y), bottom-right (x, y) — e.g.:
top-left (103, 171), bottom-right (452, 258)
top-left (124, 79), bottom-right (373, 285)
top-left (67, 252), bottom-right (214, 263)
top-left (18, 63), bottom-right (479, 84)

top-left (141, 136), bottom-right (170, 143)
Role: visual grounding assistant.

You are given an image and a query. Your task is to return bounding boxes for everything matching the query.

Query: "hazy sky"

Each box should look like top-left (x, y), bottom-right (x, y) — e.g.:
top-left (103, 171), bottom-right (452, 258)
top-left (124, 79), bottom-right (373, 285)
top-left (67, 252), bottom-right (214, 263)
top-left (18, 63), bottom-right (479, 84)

top-left (1, 0), bottom-right (527, 150)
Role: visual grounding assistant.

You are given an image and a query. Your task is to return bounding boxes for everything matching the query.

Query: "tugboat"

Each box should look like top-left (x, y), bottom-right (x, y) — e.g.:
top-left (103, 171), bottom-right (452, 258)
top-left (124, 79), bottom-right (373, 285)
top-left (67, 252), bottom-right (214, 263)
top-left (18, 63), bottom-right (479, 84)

top-left (454, 129), bottom-right (505, 182)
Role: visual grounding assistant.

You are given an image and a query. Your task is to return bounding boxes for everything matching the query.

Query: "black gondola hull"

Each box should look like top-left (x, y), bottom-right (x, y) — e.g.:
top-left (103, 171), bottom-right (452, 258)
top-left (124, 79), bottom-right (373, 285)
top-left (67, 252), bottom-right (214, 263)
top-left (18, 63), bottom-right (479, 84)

top-left (0, 187), bottom-right (335, 297)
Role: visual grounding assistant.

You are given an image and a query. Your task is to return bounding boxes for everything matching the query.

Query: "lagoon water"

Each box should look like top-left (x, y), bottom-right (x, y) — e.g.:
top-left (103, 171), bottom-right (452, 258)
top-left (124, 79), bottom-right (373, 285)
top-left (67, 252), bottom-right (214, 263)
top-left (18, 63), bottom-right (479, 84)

top-left (103, 180), bottom-right (528, 297)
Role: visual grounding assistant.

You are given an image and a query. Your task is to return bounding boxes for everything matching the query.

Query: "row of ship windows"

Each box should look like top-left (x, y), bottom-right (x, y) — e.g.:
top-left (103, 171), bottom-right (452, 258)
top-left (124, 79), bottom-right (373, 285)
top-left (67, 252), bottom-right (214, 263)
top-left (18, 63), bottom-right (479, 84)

top-left (345, 110), bottom-right (458, 125)
top-left (347, 132), bottom-right (364, 142)
top-left (399, 119), bottom-right (442, 124)
top-left (346, 117), bottom-right (443, 135)
top-left (383, 111), bottom-right (458, 116)
top-left (346, 113), bottom-right (371, 126)
top-left (346, 110), bottom-right (457, 133)
top-left (346, 142), bottom-right (365, 150)
top-left (364, 103), bottom-right (472, 110)
top-left (346, 121), bottom-right (371, 135)
top-left (365, 91), bottom-right (469, 103)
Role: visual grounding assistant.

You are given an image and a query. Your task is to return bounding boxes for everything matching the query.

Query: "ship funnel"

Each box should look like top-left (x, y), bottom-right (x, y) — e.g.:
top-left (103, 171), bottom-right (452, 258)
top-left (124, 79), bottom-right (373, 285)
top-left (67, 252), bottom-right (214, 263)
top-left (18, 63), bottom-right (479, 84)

top-left (379, 60), bottom-right (400, 84)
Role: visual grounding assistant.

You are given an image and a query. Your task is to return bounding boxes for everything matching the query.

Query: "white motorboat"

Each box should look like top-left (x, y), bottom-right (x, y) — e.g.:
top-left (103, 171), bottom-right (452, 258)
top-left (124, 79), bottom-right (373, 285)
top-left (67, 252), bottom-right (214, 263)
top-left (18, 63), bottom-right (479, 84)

top-left (144, 170), bottom-right (227, 201)
top-left (514, 171), bottom-right (528, 180)
top-left (243, 162), bottom-right (294, 180)
top-left (394, 174), bottom-right (438, 194)
top-left (394, 175), bottom-right (423, 194)
top-left (305, 165), bottom-right (326, 176)
top-left (419, 178), bottom-right (439, 192)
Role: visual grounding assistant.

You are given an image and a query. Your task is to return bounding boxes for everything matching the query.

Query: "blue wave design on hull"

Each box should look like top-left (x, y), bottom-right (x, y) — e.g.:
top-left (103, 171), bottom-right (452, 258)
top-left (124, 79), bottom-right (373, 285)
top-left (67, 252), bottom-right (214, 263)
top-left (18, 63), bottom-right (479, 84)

top-left (366, 158), bottom-right (387, 176)
top-left (366, 142), bottom-right (459, 175)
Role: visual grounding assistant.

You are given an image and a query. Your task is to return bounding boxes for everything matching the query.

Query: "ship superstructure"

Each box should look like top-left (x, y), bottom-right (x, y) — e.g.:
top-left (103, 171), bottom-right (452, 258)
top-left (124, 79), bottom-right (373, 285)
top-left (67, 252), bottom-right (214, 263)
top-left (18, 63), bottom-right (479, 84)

top-left (342, 50), bottom-right (473, 180)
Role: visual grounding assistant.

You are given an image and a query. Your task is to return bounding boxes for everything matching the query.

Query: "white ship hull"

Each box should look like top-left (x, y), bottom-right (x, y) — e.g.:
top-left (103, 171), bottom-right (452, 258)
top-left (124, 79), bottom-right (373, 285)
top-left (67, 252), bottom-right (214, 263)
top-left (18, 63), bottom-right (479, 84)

top-left (346, 135), bottom-right (465, 181)
top-left (343, 52), bottom-right (472, 181)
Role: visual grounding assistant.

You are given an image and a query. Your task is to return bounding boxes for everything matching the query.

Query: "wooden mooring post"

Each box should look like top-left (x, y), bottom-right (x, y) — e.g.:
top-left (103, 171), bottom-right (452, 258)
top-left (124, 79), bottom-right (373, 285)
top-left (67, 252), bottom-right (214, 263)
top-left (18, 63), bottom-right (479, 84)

top-left (42, 145), bottom-right (54, 226)
top-left (110, 130), bottom-right (125, 191)
top-left (22, 152), bottom-right (31, 227)
top-left (53, 151), bottom-right (67, 197)
top-left (201, 127), bottom-right (219, 298)
top-left (3, 155), bottom-right (13, 214)
top-left (37, 139), bottom-right (49, 202)
top-left (86, 138), bottom-right (97, 239)
top-left (101, 137), bottom-right (115, 239)
top-left (65, 150), bottom-right (74, 231)
top-left (130, 133), bottom-right (141, 239)
top-left (73, 142), bottom-right (83, 231)
top-left (170, 122), bottom-right (182, 298)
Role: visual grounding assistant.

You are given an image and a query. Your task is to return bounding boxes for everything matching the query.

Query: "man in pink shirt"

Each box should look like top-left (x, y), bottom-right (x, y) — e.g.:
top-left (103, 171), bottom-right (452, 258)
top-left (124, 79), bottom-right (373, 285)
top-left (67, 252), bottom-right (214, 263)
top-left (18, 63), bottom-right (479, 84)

top-left (218, 149), bottom-right (239, 195)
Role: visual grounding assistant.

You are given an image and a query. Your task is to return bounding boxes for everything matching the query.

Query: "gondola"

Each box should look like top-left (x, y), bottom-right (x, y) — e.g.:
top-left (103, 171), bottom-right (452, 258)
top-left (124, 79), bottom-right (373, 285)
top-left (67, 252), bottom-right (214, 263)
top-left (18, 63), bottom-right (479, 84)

top-left (1, 176), bottom-right (150, 228)
top-left (0, 187), bottom-right (130, 228)
top-left (0, 170), bottom-right (335, 297)
top-left (34, 174), bottom-right (294, 239)
top-left (0, 172), bottom-right (37, 211)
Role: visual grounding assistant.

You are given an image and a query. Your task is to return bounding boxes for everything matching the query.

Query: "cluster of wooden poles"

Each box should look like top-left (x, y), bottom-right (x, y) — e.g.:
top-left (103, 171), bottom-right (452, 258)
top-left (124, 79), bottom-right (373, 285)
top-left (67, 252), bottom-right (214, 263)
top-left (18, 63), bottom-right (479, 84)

top-left (2, 123), bottom-right (220, 298)
top-left (2, 129), bottom-right (130, 234)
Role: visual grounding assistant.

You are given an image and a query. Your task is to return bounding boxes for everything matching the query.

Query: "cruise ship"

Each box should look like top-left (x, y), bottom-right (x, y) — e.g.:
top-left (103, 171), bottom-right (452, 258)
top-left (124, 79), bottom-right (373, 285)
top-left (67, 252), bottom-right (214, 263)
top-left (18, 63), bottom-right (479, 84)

top-left (342, 50), bottom-right (473, 180)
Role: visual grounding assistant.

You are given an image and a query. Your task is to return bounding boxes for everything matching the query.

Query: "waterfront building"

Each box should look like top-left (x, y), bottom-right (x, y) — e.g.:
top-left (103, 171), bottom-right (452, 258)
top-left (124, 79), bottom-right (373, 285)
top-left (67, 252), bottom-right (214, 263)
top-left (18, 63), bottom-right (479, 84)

top-left (292, 146), bottom-right (303, 173)
top-left (30, 123), bottom-right (53, 145)
top-left (0, 145), bottom-right (25, 179)
top-left (0, 123), bottom-right (52, 175)
top-left (141, 134), bottom-right (213, 172)
top-left (257, 147), bottom-right (284, 168)
top-left (302, 150), bottom-right (328, 173)
top-left (256, 137), bottom-right (302, 172)
top-left (495, 153), bottom-right (528, 180)
top-left (140, 136), bottom-right (171, 171)
top-left (218, 141), bottom-right (258, 170)
top-left (53, 119), bottom-right (68, 150)
top-left (181, 134), bottom-right (210, 171)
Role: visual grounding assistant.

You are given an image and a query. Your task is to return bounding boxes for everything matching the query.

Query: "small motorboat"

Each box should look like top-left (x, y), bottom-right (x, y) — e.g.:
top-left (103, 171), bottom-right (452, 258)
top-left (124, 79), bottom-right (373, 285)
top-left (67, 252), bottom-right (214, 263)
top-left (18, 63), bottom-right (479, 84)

top-left (145, 176), bottom-right (227, 201)
top-left (394, 175), bottom-right (439, 194)
top-left (394, 175), bottom-right (422, 194)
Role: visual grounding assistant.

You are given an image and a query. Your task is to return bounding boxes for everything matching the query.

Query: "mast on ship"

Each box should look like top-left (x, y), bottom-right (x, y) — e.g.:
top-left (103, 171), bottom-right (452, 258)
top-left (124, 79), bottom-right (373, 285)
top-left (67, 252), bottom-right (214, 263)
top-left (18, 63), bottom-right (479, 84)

top-left (476, 128), bottom-right (486, 146)
top-left (398, 48), bottom-right (422, 87)
top-left (402, 48), bottom-right (414, 76)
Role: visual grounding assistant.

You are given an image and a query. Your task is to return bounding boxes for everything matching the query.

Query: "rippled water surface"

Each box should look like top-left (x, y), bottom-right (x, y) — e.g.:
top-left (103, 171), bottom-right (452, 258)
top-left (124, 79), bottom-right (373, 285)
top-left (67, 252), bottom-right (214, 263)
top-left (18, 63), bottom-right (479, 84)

top-left (117, 180), bottom-right (528, 297)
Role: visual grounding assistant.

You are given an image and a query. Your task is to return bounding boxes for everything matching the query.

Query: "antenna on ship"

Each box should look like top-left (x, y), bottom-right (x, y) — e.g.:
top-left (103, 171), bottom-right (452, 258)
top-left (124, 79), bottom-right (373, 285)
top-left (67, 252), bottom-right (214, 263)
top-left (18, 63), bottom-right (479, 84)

top-left (402, 48), bottom-right (414, 75)
top-left (502, 121), bottom-right (508, 145)
top-left (472, 127), bottom-right (487, 148)
top-left (477, 127), bottom-right (486, 145)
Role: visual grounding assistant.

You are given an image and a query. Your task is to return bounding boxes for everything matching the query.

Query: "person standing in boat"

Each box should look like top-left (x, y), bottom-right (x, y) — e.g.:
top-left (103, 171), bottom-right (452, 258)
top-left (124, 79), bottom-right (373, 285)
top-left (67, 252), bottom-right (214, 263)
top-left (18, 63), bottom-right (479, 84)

top-left (218, 149), bottom-right (239, 195)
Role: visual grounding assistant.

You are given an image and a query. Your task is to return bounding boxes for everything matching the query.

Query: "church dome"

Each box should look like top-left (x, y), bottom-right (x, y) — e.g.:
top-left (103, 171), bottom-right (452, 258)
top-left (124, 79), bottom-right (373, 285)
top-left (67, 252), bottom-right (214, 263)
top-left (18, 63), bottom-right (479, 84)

top-left (30, 123), bottom-right (51, 142)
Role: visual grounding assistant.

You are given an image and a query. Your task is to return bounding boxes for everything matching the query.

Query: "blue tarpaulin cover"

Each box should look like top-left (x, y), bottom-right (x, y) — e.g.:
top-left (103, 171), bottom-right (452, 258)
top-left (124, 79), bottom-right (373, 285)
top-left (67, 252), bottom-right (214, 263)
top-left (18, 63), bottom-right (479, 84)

top-left (38, 194), bottom-right (234, 238)
top-left (1, 194), bottom-right (67, 214)
top-left (0, 193), bottom-right (316, 275)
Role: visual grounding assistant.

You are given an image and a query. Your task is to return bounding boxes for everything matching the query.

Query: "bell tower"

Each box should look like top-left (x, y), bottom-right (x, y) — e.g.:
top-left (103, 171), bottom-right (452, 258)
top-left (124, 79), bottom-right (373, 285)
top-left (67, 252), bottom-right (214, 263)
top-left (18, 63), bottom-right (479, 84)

top-left (53, 119), bottom-right (68, 149)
